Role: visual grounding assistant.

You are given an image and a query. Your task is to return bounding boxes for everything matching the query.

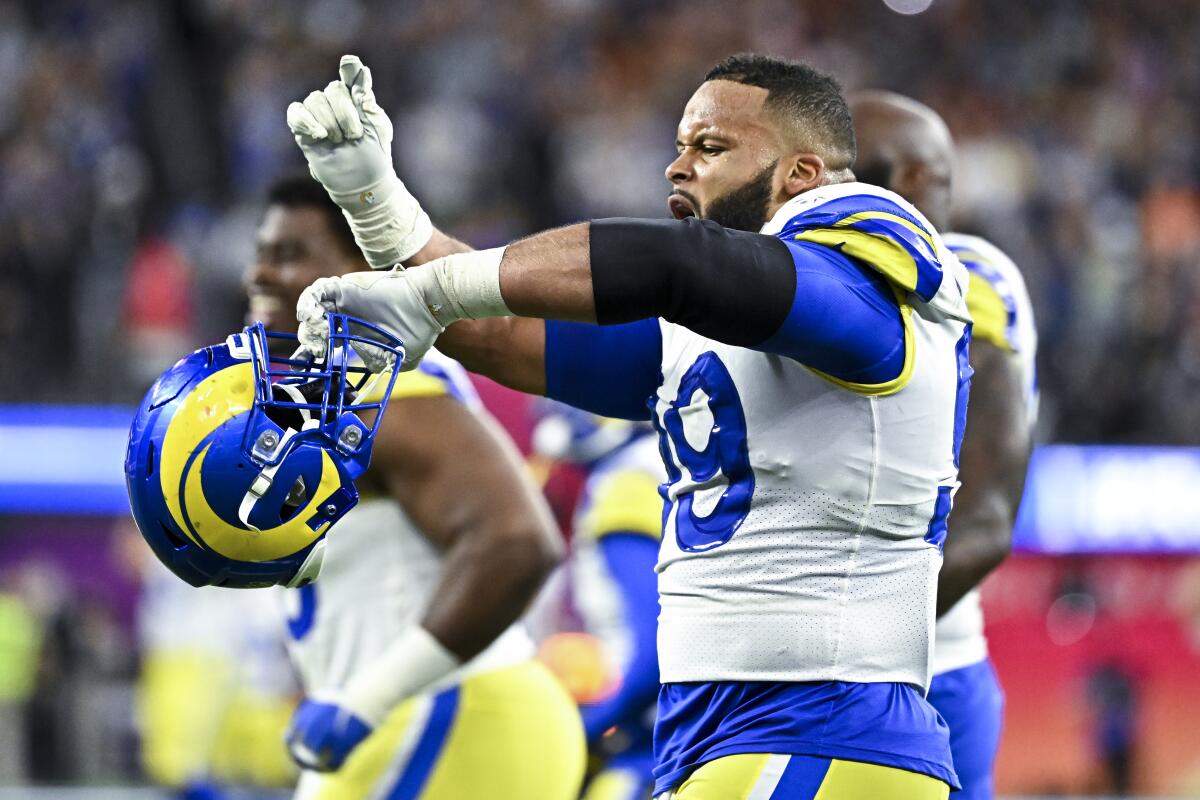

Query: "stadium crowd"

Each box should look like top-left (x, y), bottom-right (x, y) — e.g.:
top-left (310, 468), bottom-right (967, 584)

top-left (3, 0), bottom-right (1200, 443)
top-left (1, 0), bottom-right (1199, 793)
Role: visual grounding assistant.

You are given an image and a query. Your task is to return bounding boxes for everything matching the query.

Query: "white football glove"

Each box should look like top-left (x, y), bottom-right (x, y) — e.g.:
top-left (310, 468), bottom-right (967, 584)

top-left (286, 55), bottom-right (432, 268)
top-left (296, 270), bottom-right (444, 373)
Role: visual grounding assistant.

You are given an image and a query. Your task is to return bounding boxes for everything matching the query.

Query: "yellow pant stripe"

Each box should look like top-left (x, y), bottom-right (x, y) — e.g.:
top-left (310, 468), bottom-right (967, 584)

top-left (311, 692), bottom-right (434, 800)
top-left (302, 660), bottom-right (586, 800)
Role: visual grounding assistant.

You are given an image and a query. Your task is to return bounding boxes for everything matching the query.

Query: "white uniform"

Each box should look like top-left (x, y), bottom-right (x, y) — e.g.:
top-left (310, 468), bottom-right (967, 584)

top-left (282, 351), bottom-right (586, 800)
top-left (933, 233), bottom-right (1038, 676)
top-left (653, 183), bottom-right (972, 690)
top-left (279, 350), bottom-right (533, 697)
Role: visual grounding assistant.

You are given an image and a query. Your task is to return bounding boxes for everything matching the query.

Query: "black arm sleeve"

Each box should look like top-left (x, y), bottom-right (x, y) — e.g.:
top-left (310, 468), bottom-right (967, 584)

top-left (589, 218), bottom-right (797, 346)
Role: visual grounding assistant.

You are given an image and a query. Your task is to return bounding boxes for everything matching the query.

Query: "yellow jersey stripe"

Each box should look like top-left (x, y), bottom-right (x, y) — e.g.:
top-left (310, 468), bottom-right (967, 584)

top-left (795, 228), bottom-right (922, 297)
top-left (965, 271), bottom-right (1014, 351)
top-left (578, 469), bottom-right (663, 540)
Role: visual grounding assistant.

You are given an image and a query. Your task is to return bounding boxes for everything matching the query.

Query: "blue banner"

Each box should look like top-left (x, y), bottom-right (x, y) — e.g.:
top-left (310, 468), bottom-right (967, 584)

top-left (1013, 445), bottom-right (1200, 553)
top-left (0, 406), bottom-right (133, 515)
top-left (2, 407), bottom-right (1199, 552)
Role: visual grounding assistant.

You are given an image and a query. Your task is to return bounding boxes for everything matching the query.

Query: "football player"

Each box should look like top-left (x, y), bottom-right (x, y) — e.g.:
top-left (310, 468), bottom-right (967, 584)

top-left (245, 176), bottom-right (585, 798)
top-left (288, 54), bottom-right (970, 799)
top-left (850, 91), bottom-right (1038, 800)
top-left (531, 404), bottom-right (664, 800)
top-left (135, 549), bottom-right (296, 799)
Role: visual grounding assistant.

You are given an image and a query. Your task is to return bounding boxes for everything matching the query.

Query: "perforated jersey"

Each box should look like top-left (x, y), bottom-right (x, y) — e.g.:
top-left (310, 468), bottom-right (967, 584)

top-left (278, 349), bottom-right (534, 695)
top-left (653, 183), bottom-right (971, 690)
top-left (934, 233), bottom-right (1038, 675)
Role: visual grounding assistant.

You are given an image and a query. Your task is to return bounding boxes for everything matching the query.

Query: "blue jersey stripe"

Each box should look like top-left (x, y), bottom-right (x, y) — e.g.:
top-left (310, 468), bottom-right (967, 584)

top-left (778, 193), bottom-right (944, 302)
top-left (780, 194), bottom-right (935, 237)
top-left (772, 755), bottom-right (832, 799)
top-left (387, 686), bottom-right (461, 799)
top-left (757, 241), bottom-right (905, 385)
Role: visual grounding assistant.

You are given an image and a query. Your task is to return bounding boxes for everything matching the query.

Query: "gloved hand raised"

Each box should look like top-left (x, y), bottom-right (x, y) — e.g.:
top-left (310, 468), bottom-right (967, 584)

top-left (286, 55), bottom-right (432, 268)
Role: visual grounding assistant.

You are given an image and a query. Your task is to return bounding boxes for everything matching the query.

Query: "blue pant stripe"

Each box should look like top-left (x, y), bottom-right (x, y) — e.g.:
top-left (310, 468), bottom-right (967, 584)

top-left (387, 686), bottom-right (461, 800)
top-left (771, 755), bottom-right (832, 800)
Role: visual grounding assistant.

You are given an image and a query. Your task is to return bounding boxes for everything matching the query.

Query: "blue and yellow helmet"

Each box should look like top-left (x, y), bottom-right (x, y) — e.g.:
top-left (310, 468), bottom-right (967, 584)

top-left (125, 315), bottom-right (403, 589)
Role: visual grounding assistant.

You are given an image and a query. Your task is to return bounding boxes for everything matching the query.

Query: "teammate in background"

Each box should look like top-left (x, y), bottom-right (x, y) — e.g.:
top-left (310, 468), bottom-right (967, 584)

top-left (288, 54), bottom-right (972, 798)
top-left (134, 543), bottom-right (296, 800)
top-left (850, 91), bottom-right (1039, 800)
top-left (245, 177), bottom-right (584, 798)
top-left (531, 404), bottom-right (664, 800)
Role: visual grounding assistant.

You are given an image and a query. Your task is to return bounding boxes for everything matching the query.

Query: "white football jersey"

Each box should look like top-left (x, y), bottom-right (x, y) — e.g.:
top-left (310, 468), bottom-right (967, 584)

top-left (933, 233), bottom-right (1038, 675)
top-left (279, 350), bottom-right (534, 694)
top-left (653, 183), bottom-right (971, 691)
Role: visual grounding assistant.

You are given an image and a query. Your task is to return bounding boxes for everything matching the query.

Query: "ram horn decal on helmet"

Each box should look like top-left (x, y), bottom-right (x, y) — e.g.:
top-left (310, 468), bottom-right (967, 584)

top-left (125, 314), bottom-right (405, 589)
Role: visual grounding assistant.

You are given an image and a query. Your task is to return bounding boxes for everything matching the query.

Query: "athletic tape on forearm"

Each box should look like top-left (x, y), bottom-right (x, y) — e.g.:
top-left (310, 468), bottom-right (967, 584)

top-left (329, 175), bottom-right (433, 268)
top-left (340, 626), bottom-right (461, 726)
top-left (406, 247), bottom-right (512, 327)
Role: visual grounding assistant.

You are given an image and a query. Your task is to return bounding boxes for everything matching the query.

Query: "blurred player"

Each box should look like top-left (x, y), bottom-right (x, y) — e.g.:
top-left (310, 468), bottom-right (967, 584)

top-left (287, 54), bottom-right (971, 799)
top-left (531, 403), bottom-right (664, 800)
top-left (245, 177), bottom-right (585, 798)
top-left (851, 91), bottom-right (1038, 800)
top-left (134, 541), bottom-right (296, 800)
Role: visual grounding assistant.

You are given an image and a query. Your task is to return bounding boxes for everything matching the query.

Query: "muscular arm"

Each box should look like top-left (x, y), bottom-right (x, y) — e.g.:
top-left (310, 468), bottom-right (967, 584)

top-left (370, 393), bottom-right (563, 659)
top-left (938, 338), bottom-right (1032, 616)
top-left (499, 220), bottom-right (904, 384)
top-left (405, 226), bottom-right (550, 394)
top-left (441, 218), bottom-right (901, 391)
top-left (330, 218), bottom-right (903, 408)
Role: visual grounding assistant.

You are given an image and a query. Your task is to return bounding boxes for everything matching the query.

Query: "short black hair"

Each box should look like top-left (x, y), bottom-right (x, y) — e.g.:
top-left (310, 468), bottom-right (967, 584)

top-left (704, 53), bottom-right (856, 169)
top-left (265, 175), bottom-right (362, 259)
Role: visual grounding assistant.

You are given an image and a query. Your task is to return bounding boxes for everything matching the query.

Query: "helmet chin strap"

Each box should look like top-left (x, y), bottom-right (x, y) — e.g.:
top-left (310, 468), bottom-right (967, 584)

top-left (238, 380), bottom-right (324, 530)
top-left (238, 427), bottom-right (301, 531)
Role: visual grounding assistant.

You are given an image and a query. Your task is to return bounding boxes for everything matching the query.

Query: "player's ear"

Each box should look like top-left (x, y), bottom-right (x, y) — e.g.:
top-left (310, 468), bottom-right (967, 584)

top-left (781, 153), bottom-right (825, 198)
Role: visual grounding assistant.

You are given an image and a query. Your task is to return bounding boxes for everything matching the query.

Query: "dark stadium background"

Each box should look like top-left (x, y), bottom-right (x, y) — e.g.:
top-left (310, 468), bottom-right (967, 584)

top-left (0, 0), bottom-right (1197, 797)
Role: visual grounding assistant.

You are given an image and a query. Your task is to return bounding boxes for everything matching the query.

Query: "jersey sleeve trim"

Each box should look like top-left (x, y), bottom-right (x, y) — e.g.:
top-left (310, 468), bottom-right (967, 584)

top-left (954, 246), bottom-right (1019, 352)
top-left (757, 240), bottom-right (911, 393)
top-left (804, 286), bottom-right (916, 396)
top-left (780, 194), bottom-right (943, 302)
top-left (964, 271), bottom-right (1014, 351)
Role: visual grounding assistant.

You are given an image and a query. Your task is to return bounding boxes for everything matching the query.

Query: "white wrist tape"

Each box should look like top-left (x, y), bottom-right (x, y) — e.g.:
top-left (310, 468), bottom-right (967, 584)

top-left (406, 247), bottom-right (512, 327)
top-left (340, 626), bottom-right (461, 726)
top-left (328, 174), bottom-right (433, 268)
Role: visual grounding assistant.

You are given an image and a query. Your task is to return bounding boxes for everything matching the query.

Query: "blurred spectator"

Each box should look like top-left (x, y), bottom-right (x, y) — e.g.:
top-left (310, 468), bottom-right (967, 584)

top-left (130, 526), bottom-right (296, 797)
top-left (3, 0), bottom-right (1200, 444)
top-left (0, 583), bottom-right (41, 782)
top-left (1087, 663), bottom-right (1139, 795)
